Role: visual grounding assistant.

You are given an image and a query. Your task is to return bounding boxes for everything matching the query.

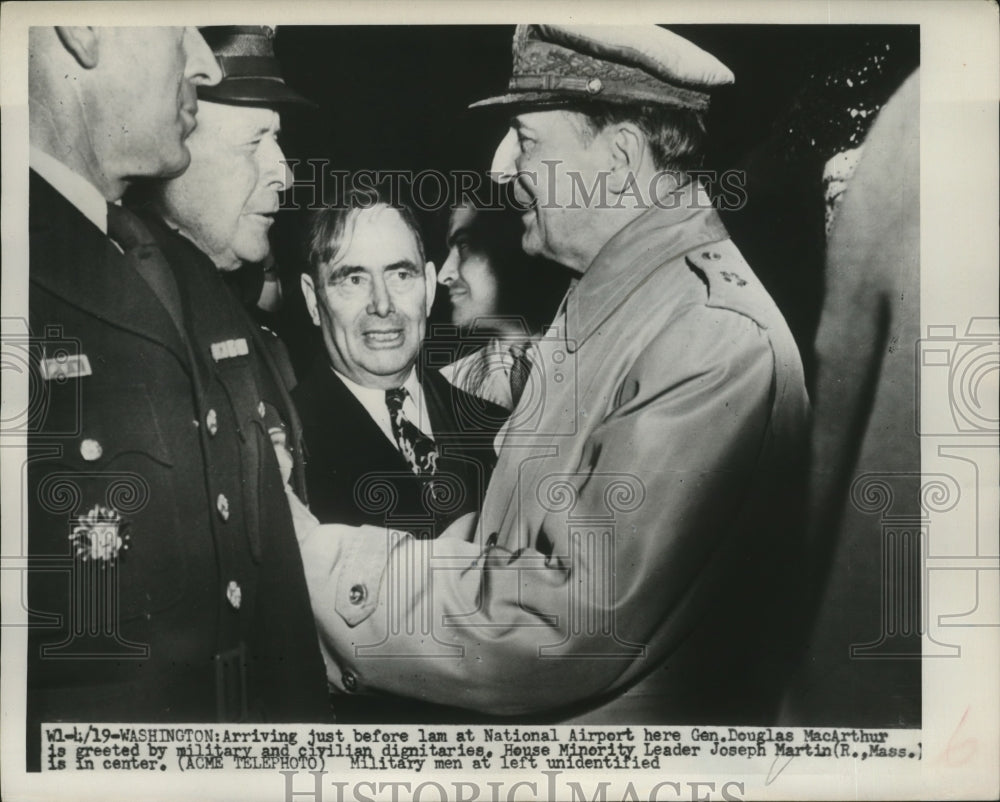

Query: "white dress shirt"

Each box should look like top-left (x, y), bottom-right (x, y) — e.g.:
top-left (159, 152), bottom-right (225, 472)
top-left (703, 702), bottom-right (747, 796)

top-left (440, 337), bottom-right (515, 411)
top-left (331, 366), bottom-right (434, 450)
top-left (440, 335), bottom-right (543, 415)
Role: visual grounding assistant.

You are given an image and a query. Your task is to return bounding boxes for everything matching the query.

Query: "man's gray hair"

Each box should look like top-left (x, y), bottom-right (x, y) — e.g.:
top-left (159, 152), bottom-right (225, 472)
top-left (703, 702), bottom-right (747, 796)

top-left (305, 186), bottom-right (426, 281)
top-left (575, 101), bottom-right (707, 173)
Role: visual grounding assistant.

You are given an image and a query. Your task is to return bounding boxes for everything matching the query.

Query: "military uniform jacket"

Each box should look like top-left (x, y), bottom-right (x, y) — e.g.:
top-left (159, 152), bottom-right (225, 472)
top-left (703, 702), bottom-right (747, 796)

top-left (26, 172), bottom-right (329, 769)
top-left (297, 181), bottom-right (810, 723)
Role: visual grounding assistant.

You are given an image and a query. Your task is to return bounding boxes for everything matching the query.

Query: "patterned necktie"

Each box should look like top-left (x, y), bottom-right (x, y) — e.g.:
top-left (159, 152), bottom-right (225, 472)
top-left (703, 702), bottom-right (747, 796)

top-left (385, 388), bottom-right (438, 475)
top-left (508, 341), bottom-right (533, 409)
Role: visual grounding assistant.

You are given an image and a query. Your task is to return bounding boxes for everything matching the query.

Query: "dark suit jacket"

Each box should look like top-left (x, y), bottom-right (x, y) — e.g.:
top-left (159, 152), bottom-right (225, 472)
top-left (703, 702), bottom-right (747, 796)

top-left (26, 171), bottom-right (329, 771)
top-left (293, 358), bottom-right (505, 535)
top-left (292, 358), bottom-right (504, 722)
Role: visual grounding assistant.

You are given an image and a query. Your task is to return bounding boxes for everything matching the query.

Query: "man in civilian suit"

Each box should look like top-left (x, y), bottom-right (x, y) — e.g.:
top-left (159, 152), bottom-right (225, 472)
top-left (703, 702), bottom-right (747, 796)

top-left (26, 26), bottom-right (328, 770)
top-left (293, 191), bottom-right (503, 722)
top-left (295, 191), bottom-right (504, 538)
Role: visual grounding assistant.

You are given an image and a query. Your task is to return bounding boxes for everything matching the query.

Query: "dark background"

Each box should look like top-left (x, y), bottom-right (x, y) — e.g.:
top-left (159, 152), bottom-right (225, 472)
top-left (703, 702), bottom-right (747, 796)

top-left (269, 24), bottom-right (918, 389)
top-left (264, 24), bottom-right (920, 729)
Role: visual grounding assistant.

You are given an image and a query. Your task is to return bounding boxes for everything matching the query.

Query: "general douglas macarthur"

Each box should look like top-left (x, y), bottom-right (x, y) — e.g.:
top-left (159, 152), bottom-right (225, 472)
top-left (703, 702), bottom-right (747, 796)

top-left (295, 25), bottom-right (810, 723)
top-left (26, 26), bottom-right (328, 770)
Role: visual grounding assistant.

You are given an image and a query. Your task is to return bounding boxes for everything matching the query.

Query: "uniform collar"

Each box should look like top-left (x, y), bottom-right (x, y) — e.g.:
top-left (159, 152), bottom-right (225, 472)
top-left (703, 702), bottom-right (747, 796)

top-left (29, 146), bottom-right (109, 235)
top-left (564, 180), bottom-right (729, 352)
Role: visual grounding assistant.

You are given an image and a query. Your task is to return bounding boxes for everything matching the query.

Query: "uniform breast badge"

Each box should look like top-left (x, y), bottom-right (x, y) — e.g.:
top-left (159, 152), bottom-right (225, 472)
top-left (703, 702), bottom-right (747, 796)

top-left (70, 504), bottom-right (131, 563)
top-left (210, 338), bottom-right (249, 362)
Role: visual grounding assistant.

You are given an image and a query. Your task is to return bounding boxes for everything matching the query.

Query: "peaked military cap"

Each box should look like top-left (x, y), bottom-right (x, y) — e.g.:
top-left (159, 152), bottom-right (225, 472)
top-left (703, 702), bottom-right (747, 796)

top-left (471, 24), bottom-right (733, 112)
top-left (198, 25), bottom-right (316, 108)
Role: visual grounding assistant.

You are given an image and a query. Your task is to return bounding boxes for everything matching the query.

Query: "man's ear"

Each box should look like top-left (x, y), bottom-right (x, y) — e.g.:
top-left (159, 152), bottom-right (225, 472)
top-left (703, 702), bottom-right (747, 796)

top-left (607, 122), bottom-right (646, 192)
top-left (423, 261), bottom-right (437, 315)
top-left (300, 273), bottom-right (321, 327)
top-left (55, 27), bottom-right (100, 70)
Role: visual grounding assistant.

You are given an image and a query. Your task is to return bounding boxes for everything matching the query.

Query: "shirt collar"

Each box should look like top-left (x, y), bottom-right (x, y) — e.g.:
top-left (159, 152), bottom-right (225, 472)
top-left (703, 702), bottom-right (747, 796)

top-left (29, 146), bottom-right (109, 235)
top-left (331, 365), bottom-right (422, 408)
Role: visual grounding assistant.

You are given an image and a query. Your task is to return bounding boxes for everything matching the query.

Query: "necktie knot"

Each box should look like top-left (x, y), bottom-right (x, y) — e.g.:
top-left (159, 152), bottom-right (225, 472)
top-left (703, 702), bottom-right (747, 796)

top-left (106, 202), bottom-right (155, 251)
top-left (508, 342), bottom-right (528, 360)
top-left (385, 387), bottom-right (409, 413)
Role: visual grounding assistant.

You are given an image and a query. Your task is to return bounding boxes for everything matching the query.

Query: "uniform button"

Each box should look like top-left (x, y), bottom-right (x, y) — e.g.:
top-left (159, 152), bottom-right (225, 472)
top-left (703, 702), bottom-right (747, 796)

top-left (258, 401), bottom-right (266, 418)
top-left (348, 584), bottom-right (367, 605)
top-left (226, 580), bottom-right (242, 610)
top-left (79, 438), bottom-right (103, 461)
top-left (206, 408), bottom-right (219, 437)
top-left (342, 670), bottom-right (358, 692)
top-left (216, 493), bottom-right (230, 521)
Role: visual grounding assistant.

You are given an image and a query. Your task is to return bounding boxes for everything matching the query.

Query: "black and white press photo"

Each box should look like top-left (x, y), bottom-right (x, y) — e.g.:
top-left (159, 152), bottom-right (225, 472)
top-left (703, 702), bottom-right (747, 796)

top-left (1, 3), bottom-right (997, 801)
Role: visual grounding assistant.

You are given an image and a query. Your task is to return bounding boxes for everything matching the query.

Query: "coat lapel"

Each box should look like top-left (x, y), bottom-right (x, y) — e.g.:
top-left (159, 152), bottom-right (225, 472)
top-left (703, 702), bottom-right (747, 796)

top-left (421, 368), bottom-right (461, 441)
top-left (29, 171), bottom-right (190, 367)
top-left (307, 362), bottom-right (406, 474)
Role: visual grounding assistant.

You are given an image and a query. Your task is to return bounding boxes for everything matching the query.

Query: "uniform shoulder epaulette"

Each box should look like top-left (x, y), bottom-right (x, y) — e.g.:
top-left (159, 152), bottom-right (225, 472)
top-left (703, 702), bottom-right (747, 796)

top-left (684, 239), bottom-right (774, 330)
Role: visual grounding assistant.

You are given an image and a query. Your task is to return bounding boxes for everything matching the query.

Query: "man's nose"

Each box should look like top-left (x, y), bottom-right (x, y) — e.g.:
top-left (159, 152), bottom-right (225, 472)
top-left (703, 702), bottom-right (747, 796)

top-left (438, 251), bottom-right (459, 285)
top-left (367, 277), bottom-right (394, 317)
top-left (489, 129), bottom-right (519, 184)
top-left (184, 27), bottom-right (223, 86)
top-left (263, 138), bottom-right (293, 192)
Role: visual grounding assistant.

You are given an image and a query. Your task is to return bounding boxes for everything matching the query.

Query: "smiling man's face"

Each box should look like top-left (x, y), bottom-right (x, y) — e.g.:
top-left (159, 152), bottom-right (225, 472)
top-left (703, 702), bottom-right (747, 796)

top-left (437, 205), bottom-right (501, 329)
top-left (489, 109), bottom-right (609, 273)
top-left (302, 205), bottom-right (437, 390)
top-left (157, 101), bottom-right (291, 270)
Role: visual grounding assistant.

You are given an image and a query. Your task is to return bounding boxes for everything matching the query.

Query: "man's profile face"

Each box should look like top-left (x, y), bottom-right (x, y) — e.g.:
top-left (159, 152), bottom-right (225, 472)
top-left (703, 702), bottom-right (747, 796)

top-left (94, 27), bottom-right (221, 179)
top-left (490, 109), bottom-right (608, 273)
top-left (158, 102), bottom-right (291, 270)
top-left (303, 205), bottom-right (437, 390)
top-left (438, 205), bottom-right (500, 329)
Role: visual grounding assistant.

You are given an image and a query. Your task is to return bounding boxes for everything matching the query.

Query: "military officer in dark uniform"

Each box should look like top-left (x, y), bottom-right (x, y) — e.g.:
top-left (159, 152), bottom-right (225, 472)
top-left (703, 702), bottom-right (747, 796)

top-left (26, 26), bottom-right (329, 772)
top-left (132, 26), bottom-right (316, 486)
top-left (137, 28), bottom-right (309, 305)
